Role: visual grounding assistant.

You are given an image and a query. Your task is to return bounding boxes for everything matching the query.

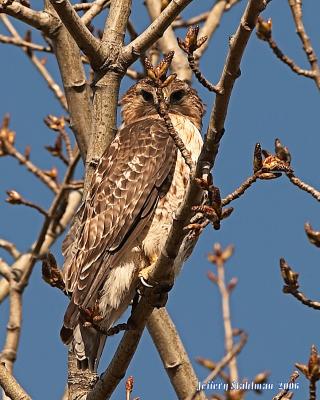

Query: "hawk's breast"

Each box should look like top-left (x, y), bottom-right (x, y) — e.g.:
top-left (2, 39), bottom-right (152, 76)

top-left (142, 113), bottom-right (203, 261)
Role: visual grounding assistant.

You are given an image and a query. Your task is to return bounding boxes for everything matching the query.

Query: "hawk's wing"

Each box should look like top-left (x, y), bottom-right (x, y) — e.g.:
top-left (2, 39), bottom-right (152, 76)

top-left (62, 118), bottom-right (176, 330)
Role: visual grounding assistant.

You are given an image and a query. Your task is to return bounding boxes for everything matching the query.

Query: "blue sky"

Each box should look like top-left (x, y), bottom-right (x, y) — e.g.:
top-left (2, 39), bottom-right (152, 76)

top-left (1, 1), bottom-right (320, 399)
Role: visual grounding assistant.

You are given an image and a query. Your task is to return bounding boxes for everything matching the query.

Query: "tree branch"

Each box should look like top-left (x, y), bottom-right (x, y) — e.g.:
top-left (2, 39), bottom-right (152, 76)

top-left (84, 0), bottom-right (131, 187)
top-left (48, 0), bottom-right (103, 68)
top-left (0, 239), bottom-right (20, 260)
top-left (0, 274), bottom-right (23, 374)
top-left (81, 0), bottom-right (109, 26)
top-left (256, 17), bottom-right (315, 80)
top-left (147, 308), bottom-right (207, 400)
top-left (0, 188), bottom-right (81, 304)
top-left (0, 34), bottom-right (51, 52)
top-left (193, 0), bottom-right (228, 60)
top-left (145, 0), bottom-right (191, 81)
top-left (0, 15), bottom-right (68, 110)
top-left (288, 0), bottom-right (320, 88)
top-left (46, 1), bottom-right (92, 160)
top-left (0, 363), bottom-right (31, 400)
top-left (286, 173), bottom-right (320, 202)
top-left (121, 0), bottom-right (192, 68)
top-left (0, 1), bottom-right (54, 32)
top-left (199, 0), bottom-right (267, 177)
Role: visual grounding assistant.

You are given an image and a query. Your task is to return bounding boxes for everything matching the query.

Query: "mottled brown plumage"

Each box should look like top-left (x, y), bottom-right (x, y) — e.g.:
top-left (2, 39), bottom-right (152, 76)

top-left (61, 78), bottom-right (204, 370)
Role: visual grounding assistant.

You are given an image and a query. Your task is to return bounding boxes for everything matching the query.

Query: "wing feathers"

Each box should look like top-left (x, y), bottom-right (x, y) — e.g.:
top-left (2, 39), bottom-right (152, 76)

top-left (62, 119), bottom-right (177, 328)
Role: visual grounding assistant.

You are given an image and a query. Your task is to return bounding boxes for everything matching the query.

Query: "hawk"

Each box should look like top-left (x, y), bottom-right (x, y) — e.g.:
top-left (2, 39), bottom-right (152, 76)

top-left (61, 78), bottom-right (205, 370)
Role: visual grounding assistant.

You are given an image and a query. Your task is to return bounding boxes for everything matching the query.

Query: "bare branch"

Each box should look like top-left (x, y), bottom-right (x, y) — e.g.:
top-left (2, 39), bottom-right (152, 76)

top-left (0, 15), bottom-right (68, 110)
top-left (0, 34), bottom-right (51, 51)
top-left (280, 258), bottom-right (320, 310)
top-left (0, 188), bottom-right (81, 304)
top-left (84, 0), bottom-right (132, 187)
top-left (81, 0), bottom-right (109, 26)
top-left (6, 190), bottom-right (49, 217)
top-left (147, 308), bottom-right (207, 400)
top-left (0, 1), bottom-right (55, 32)
top-left (145, 0), bottom-right (191, 81)
top-left (200, 0), bottom-right (266, 178)
top-left (286, 173), bottom-right (320, 202)
top-left (121, 0), bottom-right (192, 68)
top-left (222, 173), bottom-right (259, 206)
top-left (0, 139), bottom-right (59, 193)
top-left (45, 2), bottom-right (92, 160)
top-left (0, 363), bottom-right (31, 400)
top-left (272, 371), bottom-right (299, 400)
top-left (0, 274), bottom-right (23, 374)
top-left (190, 331), bottom-right (248, 400)
top-left (0, 240), bottom-right (20, 260)
top-left (288, 0), bottom-right (320, 88)
top-left (209, 244), bottom-right (238, 382)
top-left (193, 0), bottom-right (228, 60)
top-left (48, 0), bottom-right (103, 68)
top-left (0, 259), bottom-right (11, 281)
top-left (256, 17), bottom-right (315, 79)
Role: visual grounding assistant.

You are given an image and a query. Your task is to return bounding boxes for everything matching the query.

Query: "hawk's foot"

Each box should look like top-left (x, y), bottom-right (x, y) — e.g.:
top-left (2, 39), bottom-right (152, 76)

top-left (79, 302), bottom-right (103, 327)
top-left (137, 267), bottom-right (173, 308)
top-left (41, 253), bottom-right (66, 294)
top-left (138, 263), bottom-right (157, 288)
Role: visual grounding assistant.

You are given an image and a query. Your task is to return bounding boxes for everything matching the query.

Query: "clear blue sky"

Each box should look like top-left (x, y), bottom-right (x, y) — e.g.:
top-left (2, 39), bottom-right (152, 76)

top-left (1, 1), bottom-right (320, 399)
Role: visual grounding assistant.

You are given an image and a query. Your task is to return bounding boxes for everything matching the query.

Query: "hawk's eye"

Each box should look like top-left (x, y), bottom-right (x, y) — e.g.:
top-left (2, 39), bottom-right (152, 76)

top-left (170, 89), bottom-right (186, 103)
top-left (141, 90), bottom-right (153, 102)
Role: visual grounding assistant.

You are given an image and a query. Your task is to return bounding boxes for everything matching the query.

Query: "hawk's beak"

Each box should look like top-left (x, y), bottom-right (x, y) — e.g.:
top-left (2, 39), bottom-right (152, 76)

top-left (164, 96), bottom-right (170, 106)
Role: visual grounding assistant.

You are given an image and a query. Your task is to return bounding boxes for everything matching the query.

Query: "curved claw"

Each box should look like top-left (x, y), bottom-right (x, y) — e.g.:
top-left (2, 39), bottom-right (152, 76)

top-left (139, 275), bottom-right (154, 288)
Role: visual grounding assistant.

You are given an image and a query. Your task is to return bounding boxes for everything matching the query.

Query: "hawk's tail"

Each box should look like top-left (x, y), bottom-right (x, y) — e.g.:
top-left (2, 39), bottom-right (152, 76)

top-left (60, 301), bottom-right (107, 371)
top-left (72, 324), bottom-right (106, 371)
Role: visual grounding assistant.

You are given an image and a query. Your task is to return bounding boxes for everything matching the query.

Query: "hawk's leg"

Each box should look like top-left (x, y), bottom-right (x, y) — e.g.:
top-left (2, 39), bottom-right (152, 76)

top-left (138, 254), bottom-right (173, 308)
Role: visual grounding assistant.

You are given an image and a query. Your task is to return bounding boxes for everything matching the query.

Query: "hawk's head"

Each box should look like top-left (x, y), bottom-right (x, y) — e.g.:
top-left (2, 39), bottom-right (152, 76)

top-left (120, 78), bottom-right (205, 130)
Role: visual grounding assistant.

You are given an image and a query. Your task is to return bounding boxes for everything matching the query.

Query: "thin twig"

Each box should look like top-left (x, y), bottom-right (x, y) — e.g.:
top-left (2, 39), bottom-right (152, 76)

top-left (187, 53), bottom-right (222, 94)
top-left (172, 12), bottom-right (209, 28)
top-left (156, 86), bottom-right (194, 173)
top-left (280, 258), bottom-right (320, 310)
top-left (0, 240), bottom-right (20, 260)
top-left (214, 246), bottom-right (238, 382)
top-left (287, 0), bottom-right (320, 88)
top-left (0, 135), bottom-right (59, 193)
top-left (266, 35), bottom-right (314, 79)
top-left (0, 15), bottom-right (68, 110)
top-left (286, 173), bottom-right (320, 202)
top-left (222, 173), bottom-right (259, 206)
top-left (190, 332), bottom-right (248, 400)
top-left (0, 34), bottom-right (51, 52)
top-left (283, 288), bottom-right (320, 310)
top-left (6, 192), bottom-right (49, 217)
top-left (32, 149), bottom-right (80, 256)
top-left (272, 371), bottom-right (299, 400)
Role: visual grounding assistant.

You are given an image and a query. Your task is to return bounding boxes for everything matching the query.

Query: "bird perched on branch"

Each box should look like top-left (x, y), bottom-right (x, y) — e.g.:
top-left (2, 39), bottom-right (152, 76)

top-left (60, 77), bottom-right (204, 371)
